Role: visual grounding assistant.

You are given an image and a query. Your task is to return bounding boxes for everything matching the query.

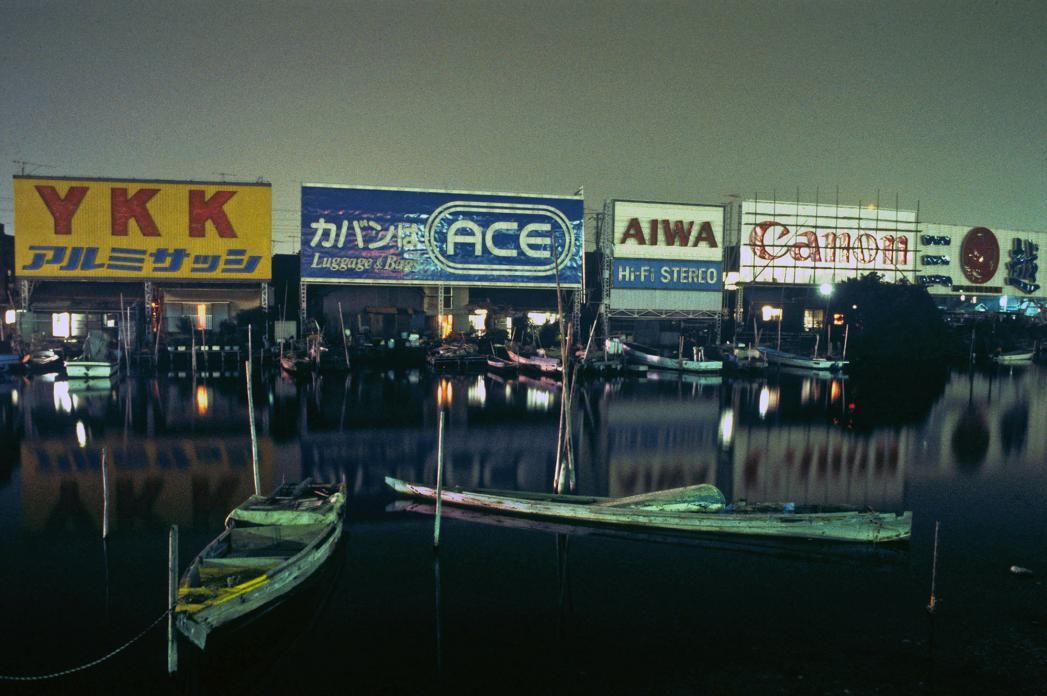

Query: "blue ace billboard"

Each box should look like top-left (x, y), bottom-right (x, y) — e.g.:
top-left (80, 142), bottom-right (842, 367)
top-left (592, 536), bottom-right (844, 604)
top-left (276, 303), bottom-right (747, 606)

top-left (301, 184), bottom-right (584, 287)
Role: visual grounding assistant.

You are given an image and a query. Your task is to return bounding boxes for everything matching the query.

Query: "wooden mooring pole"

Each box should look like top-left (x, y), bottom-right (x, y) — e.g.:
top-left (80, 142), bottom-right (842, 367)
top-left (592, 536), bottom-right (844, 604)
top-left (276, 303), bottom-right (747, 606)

top-left (167, 524), bottom-right (179, 674)
top-left (101, 448), bottom-right (110, 539)
top-left (433, 409), bottom-right (446, 549)
top-left (927, 520), bottom-right (940, 614)
top-left (246, 359), bottom-right (261, 496)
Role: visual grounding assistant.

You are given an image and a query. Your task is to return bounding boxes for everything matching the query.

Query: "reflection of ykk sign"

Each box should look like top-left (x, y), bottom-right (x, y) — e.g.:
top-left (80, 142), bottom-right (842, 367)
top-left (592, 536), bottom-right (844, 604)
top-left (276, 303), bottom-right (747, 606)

top-left (1006, 238), bottom-right (1040, 294)
top-left (21, 246), bottom-right (262, 274)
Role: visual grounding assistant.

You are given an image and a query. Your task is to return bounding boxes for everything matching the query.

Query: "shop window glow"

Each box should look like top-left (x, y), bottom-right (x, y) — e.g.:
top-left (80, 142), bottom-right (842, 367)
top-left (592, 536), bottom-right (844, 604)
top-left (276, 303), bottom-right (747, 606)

top-left (761, 305), bottom-right (782, 322)
top-left (468, 309), bottom-right (488, 334)
top-left (52, 312), bottom-right (71, 338)
top-left (3, 309), bottom-right (15, 325)
top-left (438, 314), bottom-right (453, 339)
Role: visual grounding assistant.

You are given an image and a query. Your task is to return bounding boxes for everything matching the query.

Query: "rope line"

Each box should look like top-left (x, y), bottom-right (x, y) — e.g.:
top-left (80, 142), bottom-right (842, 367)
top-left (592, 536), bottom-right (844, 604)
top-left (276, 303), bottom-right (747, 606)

top-left (0, 608), bottom-right (173, 682)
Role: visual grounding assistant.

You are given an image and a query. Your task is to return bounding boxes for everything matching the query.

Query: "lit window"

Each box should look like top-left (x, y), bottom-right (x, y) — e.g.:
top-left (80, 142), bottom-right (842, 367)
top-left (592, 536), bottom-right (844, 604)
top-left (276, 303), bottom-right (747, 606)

top-left (52, 312), bottom-right (71, 338)
top-left (468, 309), bottom-right (488, 334)
top-left (760, 305), bottom-right (782, 322)
top-left (803, 309), bottom-right (825, 331)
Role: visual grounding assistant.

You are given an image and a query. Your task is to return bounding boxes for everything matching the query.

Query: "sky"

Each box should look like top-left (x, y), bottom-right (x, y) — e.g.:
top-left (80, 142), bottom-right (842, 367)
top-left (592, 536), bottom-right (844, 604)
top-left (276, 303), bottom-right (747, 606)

top-left (2, 0), bottom-right (1045, 253)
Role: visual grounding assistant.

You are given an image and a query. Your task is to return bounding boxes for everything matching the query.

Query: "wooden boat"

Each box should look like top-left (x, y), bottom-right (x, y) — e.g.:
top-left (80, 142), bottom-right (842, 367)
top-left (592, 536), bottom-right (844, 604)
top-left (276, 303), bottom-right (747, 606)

top-left (385, 476), bottom-right (911, 543)
top-left (279, 351), bottom-right (314, 375)
top-left (27, 349), bottom-right (63, 373)
top-left (506, 345), bottom-right (562, 375)
top-left (621, 342), bottom-right (722, 373)
top-left (759, 347), bottom-right (847, 372)
top-left (175, 481), bottom-right (346, 650)
top-left (992, 349), bottom-right (1035, 364)
top-left (723, 344), bottom-right (768, 373)
top-left (64, 359), bottom-right (118, 379)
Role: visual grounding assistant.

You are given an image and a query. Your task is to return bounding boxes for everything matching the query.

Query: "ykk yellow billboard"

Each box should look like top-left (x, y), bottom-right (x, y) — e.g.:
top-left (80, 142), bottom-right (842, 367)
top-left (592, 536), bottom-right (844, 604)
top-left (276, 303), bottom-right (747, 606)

top-left (14, 176), bottom-right (271, 280)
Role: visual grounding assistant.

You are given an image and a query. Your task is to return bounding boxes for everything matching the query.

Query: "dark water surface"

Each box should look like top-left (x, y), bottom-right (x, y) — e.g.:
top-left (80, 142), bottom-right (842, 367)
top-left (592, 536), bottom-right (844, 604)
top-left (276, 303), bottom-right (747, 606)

top-left (0, 364), bottom-right (1045, 695)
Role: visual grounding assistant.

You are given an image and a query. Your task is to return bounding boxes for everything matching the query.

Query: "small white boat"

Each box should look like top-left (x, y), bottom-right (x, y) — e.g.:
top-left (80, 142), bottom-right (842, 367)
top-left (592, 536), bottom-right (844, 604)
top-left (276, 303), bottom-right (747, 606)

top-left (64, 359), bottom-right (118, 379)
top-left (992, 349), bottom-right (1035, 364)
top-left (621, 342), bottom-right (722, 373)
top-left (760, 347), bottom-right (847, 372)
top-left (506, 345), bottom-right (562, 375)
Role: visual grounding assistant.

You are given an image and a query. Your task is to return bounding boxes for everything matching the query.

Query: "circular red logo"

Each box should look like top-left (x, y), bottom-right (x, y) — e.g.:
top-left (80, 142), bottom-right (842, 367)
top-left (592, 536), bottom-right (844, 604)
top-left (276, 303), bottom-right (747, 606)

top-left (960, 227), bottom-right (999, 284)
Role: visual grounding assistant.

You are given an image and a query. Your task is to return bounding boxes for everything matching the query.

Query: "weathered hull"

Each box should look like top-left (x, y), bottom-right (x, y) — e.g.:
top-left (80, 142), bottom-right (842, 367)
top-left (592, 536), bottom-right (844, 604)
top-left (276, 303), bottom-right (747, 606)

top-left (506, 348), bottom-right (561, 375)
top-left (760, 348), bottom-right (847, 372)
top-left (622, 343), bottom-right (722, 373)
top-left (64, 360), bottom-right (118, 379)
top-left (176, 522), bottom-right (343, 649)
top-left (992, 351), bottom-right (1034, 364)
top-left (176, 484), bottom-right (346, 650)
top-left (385, 477), bottom-right (911, 543)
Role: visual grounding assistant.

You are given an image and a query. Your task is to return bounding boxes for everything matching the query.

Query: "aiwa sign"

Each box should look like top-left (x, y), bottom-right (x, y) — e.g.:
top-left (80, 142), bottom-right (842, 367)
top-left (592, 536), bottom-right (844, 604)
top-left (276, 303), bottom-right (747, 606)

top-left (301, 184), bottom-right (583, 287)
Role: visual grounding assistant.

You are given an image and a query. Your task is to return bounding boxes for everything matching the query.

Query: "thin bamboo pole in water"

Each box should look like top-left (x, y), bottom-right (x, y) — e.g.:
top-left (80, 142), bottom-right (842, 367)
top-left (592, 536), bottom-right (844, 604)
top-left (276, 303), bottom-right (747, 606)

top-left (167, 525), bottom-right (179, 674)
top-left (246, 360), bottom-right (260, 496)
top-left (433, 410), bottom-right (446, 548)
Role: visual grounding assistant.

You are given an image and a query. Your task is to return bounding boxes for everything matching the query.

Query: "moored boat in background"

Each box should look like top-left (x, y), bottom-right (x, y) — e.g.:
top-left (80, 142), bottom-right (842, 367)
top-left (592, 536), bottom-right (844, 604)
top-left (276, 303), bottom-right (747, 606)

top-left (385, 477), bottom-right (911, 543)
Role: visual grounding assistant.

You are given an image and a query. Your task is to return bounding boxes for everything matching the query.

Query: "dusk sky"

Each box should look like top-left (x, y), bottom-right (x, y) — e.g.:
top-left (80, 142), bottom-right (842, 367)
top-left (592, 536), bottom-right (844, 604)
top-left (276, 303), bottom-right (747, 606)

top-left (2, 0), bottom-right (1045, 252)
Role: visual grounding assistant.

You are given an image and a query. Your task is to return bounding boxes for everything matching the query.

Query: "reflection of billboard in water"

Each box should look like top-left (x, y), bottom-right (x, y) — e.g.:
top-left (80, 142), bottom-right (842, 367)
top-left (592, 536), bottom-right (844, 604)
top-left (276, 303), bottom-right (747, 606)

top-left (731, 425), bottom-right (908, 510)
top-left (19, 438), bottom-right (276, 531)
top-left (301, 425), bottom-right (560, 494)
top-left (605, 398), bottom-right (722, 496)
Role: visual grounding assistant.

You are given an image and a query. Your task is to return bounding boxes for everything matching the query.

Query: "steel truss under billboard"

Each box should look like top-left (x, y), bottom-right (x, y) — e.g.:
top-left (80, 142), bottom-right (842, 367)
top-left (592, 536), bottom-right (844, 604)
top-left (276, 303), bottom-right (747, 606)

top-left (740, 199), bottom-right (919, 285)
top-left (300, 184), bottom-right (583, 288)
top-left (606, 200), bottom-right (725, 318)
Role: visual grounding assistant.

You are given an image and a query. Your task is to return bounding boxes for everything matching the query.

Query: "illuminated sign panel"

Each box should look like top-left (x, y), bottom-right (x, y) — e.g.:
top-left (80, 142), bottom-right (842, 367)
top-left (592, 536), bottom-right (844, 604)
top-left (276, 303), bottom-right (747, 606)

top-left (13, 176), bottom-right (271, 280)
top-left (739, 200), bottom-right (918, 284)
top-left (916, 222), bottom-right (1044, 296)
top-left (300, 184), bottom-right (583, 287)
top-left (608, 200), bottom-right (723, 311)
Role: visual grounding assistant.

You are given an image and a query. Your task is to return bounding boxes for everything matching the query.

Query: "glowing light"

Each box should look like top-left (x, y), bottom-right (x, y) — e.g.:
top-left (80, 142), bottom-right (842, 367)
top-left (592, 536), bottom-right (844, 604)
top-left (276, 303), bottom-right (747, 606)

top-left (196, 304), bottom-right (207, 330)
top-left (3, 309), bottom-right (14, 325)
top-left (468, 309), bottom-right (488, 333)
top-left (718, 410), bottom-right (734, 448)
top-left (10, 390), bottom-right (17, 407)
top-left (195, 384), bottom-right (209, 415)
top-left (527, 311), bottom-right (555, 326)
top-left (75, 420), bottom-right (88, 448)
top-left (439, 314), bottom-right (453, 338)
top-left (524, 386), bottom-right (554, 412)
top-left (819, 283), bottom-right (833, 297)
top-left (52, 312), bottom-right (71, 338)
top-left (758, 385), bottom-right (779, 418)
top-left (53, 381), bottom-right (72, 413)
top-left (830, 380), bottom-right (842, 403)
top-left (761, 305), bottom-right (783, 321)
top-left (467, 375), bottom-right (487, 407)
top-left (436, 378), bottom-right (453, 408)
top-left (999, 296), bottom-right (1008, 309)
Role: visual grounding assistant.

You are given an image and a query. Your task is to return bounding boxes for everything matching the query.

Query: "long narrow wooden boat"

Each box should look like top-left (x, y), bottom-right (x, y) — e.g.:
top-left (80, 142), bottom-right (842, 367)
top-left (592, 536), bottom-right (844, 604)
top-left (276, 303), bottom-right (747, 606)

top-left (621, 342), bottom-right (722, 373)
top-left (506, 346), bottom-right (562, 375)
top-left (175, 481), bottom-right (346, 650)
top-left (760, 347), bottom-right (848, 372)
top-left (385, 477), bottom-right (911, 543)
